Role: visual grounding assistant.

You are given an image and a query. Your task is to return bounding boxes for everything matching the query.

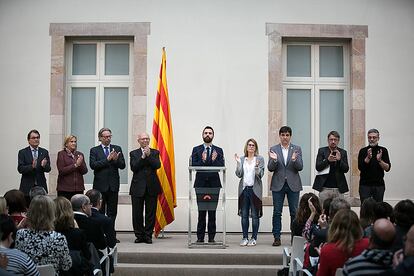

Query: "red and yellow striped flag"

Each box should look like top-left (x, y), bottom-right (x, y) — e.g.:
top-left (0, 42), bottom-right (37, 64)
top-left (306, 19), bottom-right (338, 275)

top-left (150, 48), bottom-right (176, 237)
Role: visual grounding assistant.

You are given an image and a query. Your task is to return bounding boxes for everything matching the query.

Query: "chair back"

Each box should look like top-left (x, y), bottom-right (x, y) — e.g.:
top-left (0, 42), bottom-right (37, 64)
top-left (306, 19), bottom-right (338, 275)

top-left (289, 236), bottom-right (306, 272)
top-left (335, 268), bottom-right (344, 276)
top-left (37, 264), bottom-right (55, 276)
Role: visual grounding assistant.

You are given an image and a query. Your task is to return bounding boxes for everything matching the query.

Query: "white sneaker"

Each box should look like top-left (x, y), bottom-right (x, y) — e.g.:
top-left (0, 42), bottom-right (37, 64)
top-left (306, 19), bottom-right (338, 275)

top-left (247, 238), bottom-right (257, 246)
top-left (240, 238), bottom-right (249, 246)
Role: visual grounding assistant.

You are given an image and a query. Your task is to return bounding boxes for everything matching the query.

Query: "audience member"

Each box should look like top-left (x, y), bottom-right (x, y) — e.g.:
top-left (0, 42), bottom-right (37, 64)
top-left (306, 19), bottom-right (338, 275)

top-left (54, 196), bottom-right (92, 276)
top-left (360, 197), bottom-right (377, 230)
top-left (364, 201), bottom-right (395, 238)
top-left (85, 189), bottom-right (117, 248)
top-left (317, 209), bottom-right (369, 276)
top-left (292, 193), bottom-right (321, 238)
top-left (391, 199), bottom-right (414, 252)
top-left (15, 195), bottom-right (71, 273)
top-left (380, 224), bottom-right (414, 275)
top-left (0, 214), bottom-right (39, 276)
top-left (4, 189), bottom-right (27, 227)
top-left (29, 186), bottom-right (47, 201)
top-left (343, 218), bottom-right (396, 275)
top-left (71, 194), bottom-right (107, 251)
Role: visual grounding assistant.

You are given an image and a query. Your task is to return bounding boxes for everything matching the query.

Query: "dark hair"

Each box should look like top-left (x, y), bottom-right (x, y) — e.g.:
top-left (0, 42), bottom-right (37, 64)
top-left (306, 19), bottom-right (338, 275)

top-left (322, 197), bottom-right (334, 217)
top-left (4, 189), bottom-right (27, 214)
top-left (203, 126), bottom-right (214, 135)
top-left (374, 202), bottom-right (394, 222)
top-left (328, 131), bottom-right (340, 139)
top-left (295, 193), bottom-right (321, 225)
top-left (85, 189), bottom-right (102, 207)
top-left (360, 198), bottom-right (377, 229)
top-left (393, 200), bottom-right (414, 228)
top-left (98, 128), bottom-right (112, 138)
top-left (0, 214), bottom-right (16, 241)
top-left (367, 129), bottom-right (380, 135)
top-left (279, 126), bottom-right (292, 135)
top-left (27, 129), bottom-right (40, 140)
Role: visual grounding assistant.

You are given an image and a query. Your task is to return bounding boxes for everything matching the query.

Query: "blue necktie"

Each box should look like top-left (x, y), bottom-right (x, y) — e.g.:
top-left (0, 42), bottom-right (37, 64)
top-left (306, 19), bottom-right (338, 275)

top-left (104, 146), bottom-right (110, 157)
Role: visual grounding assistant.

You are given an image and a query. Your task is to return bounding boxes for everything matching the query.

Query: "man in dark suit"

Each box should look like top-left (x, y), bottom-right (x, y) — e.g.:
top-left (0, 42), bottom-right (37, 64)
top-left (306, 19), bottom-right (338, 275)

top-left (129, 132), bottom-right (161, 244)
top-left (85, 189), bottom-right (117, 248)
top-left (71, 194), bottom-right (107, 251)
top-left (313, 130), bottom-right (349, 204)
top-left (191, 126), bottom-right (225, 243)
top-left (268, 126), bottom-right (303, 246)
top-left (89, 128), bottom-right (125, 242)
top-left (17, 129), bottom-right (51, 204)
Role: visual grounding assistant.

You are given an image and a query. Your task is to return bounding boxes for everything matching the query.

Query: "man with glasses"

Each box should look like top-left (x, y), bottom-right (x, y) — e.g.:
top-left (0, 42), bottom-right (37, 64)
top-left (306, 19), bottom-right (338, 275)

top-left (191, 126), bottom-right (224, 243)
top-left (268, 126), bottom-right (303, 246)
top-left (358, 129), bottom-right (391, 204)
top-left (90, 128), bottom-right (125, 242)
top-left (129, 133), bottom-right (161, 244)
top-left (18, 129), bottom-right (51, 204)
top-left (313, 130), bottom-right (349, 203)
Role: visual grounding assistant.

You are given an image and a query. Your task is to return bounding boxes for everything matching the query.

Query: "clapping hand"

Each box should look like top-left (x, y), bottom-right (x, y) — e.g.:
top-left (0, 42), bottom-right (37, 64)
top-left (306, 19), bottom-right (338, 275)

top-left (269, 150), bottom-right (277, 160)
top-left (234, 153), bottom-right (241, 163)
top-left (376, 149), bottom-right (383, 161)
top-left (40, 158), bottom-right (48, 167)
top-left (211, 149), bottom-right (218, 161)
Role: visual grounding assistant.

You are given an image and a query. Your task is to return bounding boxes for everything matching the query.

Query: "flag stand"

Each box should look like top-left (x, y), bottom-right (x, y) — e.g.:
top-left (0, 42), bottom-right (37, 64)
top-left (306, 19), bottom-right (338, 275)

top-left (156, 228), bottom-right (172, 239)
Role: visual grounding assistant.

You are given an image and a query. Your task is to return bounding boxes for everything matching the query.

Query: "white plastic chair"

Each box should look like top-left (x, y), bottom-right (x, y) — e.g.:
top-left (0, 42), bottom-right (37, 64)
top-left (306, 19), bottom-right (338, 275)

top-left (37, 264), bottom-right (55, 276)
top-left (99, 245), bottom-right (118, 276)
top-left (292, 257), bottom-right (313, 276)
top-left (282, 236), bottom-right (306, 275)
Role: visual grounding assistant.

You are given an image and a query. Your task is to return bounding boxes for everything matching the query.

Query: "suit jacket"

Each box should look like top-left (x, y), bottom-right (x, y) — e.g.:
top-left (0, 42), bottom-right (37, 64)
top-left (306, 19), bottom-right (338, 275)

top-left (17, 146), bottom-right (51, 195)
top-left (312, 146), bottom-right (349, 193)
top-left (89, 144), bottom-right (126, 193)
top-left (74, 213), bottom-right (107, 250)
top-left (90, 208), bottom-right (117, 248)
top-left (268, 143), bottom-right (303, 192)
top-left (191, 144), bottom-right (225, 188)
top-left (129, 148), bottom-right (161, 197)
top-left (56, 149), bottom-right (88, 192)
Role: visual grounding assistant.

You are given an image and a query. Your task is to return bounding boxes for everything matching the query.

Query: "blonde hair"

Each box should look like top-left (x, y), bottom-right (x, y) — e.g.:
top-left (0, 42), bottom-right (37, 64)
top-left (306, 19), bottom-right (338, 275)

top-left (0, 197), bottom-right (7, 215)
top-left (27, 195), bottom-right (55, 231)
top-left (243, 138), bottom-right (259, 156)
top-left (328, 209), bottom-right (363, 255)
top-left (63, 135), bottom-right (77, 149)
top-left (54, 197), bottom-right (75, 232)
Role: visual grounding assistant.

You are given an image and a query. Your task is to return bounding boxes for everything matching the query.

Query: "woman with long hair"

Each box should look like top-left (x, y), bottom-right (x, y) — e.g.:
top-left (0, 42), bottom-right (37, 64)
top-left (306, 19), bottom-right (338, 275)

top-left (235, 138), bottom-right (265, 246)
top-left (292, 192), bottom-right (321, 238)
top-left (15, 195), bottom-right (72, 274)
top-left (317, 209), bottom-right (369, 276)
top-left (56, 135), bottom-right (88, 200)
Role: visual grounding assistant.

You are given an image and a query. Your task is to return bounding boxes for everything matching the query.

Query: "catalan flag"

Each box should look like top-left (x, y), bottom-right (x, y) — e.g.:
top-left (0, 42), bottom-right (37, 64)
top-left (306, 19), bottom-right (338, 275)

top-left (150, 48), bottom-right (176, 237)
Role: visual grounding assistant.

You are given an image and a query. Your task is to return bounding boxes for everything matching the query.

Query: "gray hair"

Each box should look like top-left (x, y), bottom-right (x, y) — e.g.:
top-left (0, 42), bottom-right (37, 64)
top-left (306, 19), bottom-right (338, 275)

top-left (367, 128), bottom-right (380, 135)
top-left (329, 197), bottom-right (351, 221)
top-left (70, 194), bottom-right (90, 212)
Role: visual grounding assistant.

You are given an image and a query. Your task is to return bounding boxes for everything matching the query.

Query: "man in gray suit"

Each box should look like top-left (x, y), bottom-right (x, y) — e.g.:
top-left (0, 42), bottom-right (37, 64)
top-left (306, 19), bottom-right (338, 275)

top-left (268, 126), bottom-right (303, 246)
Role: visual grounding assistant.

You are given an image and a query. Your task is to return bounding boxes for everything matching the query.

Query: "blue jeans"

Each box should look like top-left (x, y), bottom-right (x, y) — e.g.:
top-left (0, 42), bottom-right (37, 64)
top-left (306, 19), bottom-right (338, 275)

top-left (241, 187), bottom-right (259, 240)
top-left (272, 183), bottom-right (299, 239)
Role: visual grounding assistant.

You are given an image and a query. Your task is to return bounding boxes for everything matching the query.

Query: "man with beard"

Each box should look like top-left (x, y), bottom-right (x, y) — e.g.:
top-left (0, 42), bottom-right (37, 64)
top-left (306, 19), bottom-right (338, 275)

top-left (313, 131), bottom-right (349, 204)
top-left (358, 129), bottom-right (391, 204)
top-left (191, 126), bottom-right (224, 243)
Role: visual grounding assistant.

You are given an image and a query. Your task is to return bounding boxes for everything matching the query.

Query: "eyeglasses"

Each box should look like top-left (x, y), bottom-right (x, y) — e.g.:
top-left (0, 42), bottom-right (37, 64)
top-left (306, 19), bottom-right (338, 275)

top-left (368, 136), bottom-right (379, 140)
top-left (101, 135), bottom-right (112, 138)
top-left (30, 136), bottom-right (40, 140)
top-left (247, 144), bottom-right (256, 147)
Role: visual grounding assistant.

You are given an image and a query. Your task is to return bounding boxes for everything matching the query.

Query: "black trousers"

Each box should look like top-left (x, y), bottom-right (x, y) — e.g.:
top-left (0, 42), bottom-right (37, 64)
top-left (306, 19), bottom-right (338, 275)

top-left (100, 190), bottom-right (119, 237)
top-left (359, 185), bottom-right (385, 204)
top-left (131, 195), bottom-right (157, 239)
top-left (195, 187), bottom-right (220, 241)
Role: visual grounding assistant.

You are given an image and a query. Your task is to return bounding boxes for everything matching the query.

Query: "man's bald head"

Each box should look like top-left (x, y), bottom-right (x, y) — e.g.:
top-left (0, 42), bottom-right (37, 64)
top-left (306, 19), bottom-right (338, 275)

top-left (370, 218), bottom-right (396, 249)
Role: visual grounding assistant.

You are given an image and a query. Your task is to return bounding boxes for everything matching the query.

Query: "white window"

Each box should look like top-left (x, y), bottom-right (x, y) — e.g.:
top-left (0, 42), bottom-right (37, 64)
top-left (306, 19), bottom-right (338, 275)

top-left (66, 40), bottom-right (133, 191)
top-left (282, 42), bottom-right (350, 187)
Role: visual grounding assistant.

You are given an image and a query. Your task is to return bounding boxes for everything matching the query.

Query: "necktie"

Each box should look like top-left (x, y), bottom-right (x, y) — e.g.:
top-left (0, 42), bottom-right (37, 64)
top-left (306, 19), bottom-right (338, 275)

top-left (104, 146), bottom-right (110, 157)
top-left (33, 149), bottom-right (38, 160)
top-left (206, 147), bottom-right (210, 159)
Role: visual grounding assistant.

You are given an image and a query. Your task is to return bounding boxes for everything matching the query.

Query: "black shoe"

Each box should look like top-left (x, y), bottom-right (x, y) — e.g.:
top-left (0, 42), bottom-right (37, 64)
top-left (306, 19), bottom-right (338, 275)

top-left (116, 238), bottom-right (120, 243)
top-left (196, 239), bottom-right (204, 243)
top-left (208, 239), bottom-right (215, 243)
top-left (134, 237), bottom-right (144, 243)
top-left (144, 238), bottom-right (152, 244)
top-left (272, 238), bottom-right (281, 246)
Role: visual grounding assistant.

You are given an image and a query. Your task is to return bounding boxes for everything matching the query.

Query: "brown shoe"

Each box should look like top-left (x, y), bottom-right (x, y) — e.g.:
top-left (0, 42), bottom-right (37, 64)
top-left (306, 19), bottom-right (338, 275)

top-left (272, 238), bottom-right (281, 246)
